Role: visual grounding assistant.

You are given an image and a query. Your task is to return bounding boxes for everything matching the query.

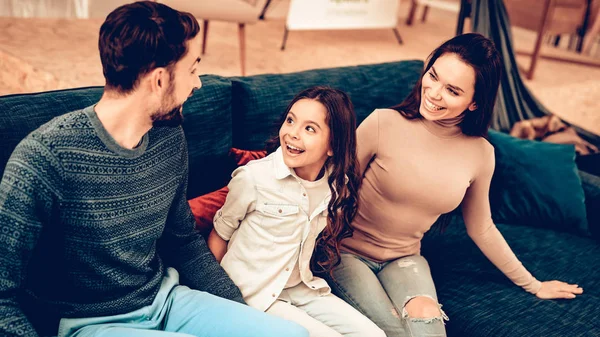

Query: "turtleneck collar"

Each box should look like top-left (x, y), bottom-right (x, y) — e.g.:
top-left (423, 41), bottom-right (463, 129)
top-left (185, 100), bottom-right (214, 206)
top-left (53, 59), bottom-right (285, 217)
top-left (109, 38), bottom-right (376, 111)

top-left (419, 114), bottom-right (464, 139)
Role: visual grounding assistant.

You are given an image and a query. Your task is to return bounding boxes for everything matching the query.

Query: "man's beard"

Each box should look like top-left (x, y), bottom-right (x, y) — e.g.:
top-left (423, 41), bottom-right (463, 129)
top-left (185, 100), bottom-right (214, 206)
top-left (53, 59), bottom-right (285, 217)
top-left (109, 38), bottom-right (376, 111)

top-left (151, 79), bottom-right (194, 127)
top-left (151, 104), bottom-right (184, 128)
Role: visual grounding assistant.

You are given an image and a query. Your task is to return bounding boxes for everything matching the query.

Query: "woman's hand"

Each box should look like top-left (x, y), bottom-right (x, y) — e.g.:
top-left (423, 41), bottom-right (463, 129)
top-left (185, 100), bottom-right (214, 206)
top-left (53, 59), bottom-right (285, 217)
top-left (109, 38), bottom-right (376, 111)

top-left (536, 280), bottom-right (583, 300)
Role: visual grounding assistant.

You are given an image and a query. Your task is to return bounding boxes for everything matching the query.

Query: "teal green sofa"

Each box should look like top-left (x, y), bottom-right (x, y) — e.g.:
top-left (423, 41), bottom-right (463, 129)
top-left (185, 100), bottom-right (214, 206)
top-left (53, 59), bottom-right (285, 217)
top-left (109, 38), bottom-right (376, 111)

top-left (1, 60), bottom-right (599, 336)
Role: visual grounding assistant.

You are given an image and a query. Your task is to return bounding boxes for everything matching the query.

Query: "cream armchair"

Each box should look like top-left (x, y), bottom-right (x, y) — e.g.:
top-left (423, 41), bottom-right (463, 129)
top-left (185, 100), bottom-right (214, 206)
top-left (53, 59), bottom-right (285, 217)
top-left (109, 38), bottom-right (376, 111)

top-left (159, 0), bottom-right (267, 75)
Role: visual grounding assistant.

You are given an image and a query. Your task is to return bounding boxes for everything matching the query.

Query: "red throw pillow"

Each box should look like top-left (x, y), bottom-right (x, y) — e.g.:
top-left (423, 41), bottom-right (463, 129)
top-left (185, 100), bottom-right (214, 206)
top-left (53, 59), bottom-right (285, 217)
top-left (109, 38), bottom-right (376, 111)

top-left (229, 147), bottom-right (267, 166)
top-left (188, 186), bottom-right (229, 238)
top-left (188, 149), bottom-right (266, 239)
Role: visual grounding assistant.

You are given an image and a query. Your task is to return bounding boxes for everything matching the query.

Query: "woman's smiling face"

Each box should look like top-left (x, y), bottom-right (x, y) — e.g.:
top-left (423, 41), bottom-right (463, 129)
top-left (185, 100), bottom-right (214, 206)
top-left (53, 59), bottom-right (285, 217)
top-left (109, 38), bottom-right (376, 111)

top-left (420, 53), bottom-right (477, 121)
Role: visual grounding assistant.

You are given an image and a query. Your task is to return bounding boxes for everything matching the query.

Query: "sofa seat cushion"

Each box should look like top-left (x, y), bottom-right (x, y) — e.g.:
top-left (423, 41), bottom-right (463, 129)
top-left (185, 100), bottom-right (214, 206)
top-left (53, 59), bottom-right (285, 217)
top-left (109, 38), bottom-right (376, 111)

top-left (422, 221), bottom-right (600, 337)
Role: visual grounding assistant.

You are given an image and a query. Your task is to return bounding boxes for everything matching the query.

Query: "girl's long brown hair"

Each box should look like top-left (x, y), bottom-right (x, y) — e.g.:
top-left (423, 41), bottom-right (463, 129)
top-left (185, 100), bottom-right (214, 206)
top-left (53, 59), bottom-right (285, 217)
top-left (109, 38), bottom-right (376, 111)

top-left (266, 86), bottom-right (361, 275)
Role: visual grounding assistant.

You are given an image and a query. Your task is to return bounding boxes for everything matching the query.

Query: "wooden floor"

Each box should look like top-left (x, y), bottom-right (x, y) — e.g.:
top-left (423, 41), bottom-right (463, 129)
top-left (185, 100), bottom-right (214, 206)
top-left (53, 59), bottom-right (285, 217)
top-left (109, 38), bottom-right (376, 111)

top-left (0, 2), bottom-right (599, 135)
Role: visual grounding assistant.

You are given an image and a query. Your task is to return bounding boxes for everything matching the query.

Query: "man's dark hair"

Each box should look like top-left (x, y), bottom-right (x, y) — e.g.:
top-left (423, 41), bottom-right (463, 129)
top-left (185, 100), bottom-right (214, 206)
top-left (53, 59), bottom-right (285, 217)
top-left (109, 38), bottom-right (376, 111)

top-left (99, 1), bottom-right (200, 94)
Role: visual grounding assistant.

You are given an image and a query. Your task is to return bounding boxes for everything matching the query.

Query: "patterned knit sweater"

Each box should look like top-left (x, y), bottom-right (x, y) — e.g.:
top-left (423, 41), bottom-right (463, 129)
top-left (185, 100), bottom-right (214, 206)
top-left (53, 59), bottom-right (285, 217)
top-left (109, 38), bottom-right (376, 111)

top-left (0, 106), bottom-right (244, 337)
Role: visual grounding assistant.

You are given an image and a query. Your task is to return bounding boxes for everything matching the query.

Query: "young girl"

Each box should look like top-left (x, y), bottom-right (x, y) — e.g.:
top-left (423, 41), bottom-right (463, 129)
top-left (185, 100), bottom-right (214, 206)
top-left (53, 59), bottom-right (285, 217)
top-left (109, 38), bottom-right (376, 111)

top-left (326, 33), bottom-right (583, 337)
top-left (207, 86), bottom-right (385, 337)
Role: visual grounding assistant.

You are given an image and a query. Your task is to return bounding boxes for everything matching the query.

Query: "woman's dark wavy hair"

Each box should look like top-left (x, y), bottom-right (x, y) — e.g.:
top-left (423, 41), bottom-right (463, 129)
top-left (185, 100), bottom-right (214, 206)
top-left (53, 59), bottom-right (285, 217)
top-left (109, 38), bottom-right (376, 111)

top-left (266, 86), bottom-right (361, 275)
top-left (99, 1), bottom-right (200, 94)
top-left (392, 33), bottom-right (502, 231)
top-left (391, 32), bottom-right (502, 137)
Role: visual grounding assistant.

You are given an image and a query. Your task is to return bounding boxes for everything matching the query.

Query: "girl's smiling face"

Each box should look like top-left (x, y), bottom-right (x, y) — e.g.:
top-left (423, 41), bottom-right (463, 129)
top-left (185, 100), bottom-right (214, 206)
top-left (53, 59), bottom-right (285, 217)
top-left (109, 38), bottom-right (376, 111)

top-left (279, 98), bottom-right (333, 181)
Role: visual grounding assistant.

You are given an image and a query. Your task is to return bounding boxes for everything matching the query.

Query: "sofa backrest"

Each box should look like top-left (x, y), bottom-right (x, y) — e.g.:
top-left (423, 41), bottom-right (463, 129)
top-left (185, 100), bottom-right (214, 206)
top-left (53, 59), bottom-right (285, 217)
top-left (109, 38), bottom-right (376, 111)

top-left (0, 76), bottom-right (234, 198)
top-left (230, 60), bottom-right (424, 150)
top-left (0, 60), bottom-right (424, 198)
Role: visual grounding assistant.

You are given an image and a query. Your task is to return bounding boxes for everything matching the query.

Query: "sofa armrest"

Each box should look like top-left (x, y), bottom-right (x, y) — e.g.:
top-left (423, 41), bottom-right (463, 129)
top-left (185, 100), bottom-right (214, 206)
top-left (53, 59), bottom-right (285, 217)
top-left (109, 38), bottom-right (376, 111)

top-left (579, 170), bottom-right (600, 240)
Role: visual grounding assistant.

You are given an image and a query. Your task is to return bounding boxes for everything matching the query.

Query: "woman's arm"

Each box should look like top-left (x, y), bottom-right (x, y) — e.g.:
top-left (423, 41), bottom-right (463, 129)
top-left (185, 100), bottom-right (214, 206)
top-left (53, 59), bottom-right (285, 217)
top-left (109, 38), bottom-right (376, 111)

top-left (356, 109), bottom-right (380, 176)
top-left (462, 141), bottom-right (582, 299)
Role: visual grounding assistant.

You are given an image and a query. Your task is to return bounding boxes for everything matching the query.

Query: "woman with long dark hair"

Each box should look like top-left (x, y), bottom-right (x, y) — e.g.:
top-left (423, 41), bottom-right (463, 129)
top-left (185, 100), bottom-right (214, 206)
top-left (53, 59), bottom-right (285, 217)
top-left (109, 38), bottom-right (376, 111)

top-left (208, 86), bottom-right (384, 337)
top-left (326, 33), bottom-right (583, 337)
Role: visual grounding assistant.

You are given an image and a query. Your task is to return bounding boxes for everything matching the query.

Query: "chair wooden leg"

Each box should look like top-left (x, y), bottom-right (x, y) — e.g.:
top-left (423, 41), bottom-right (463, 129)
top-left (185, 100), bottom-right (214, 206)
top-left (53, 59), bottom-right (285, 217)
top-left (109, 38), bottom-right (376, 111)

top-left (526, 0), bottom-right (554, 80)
top-left (392, 28), bottom-right (403, 44)
top-left (583, 11), bottom-right (600, 54)
top-left (238, 23), bottom-right (246, 76)
top-left (202, 20), bottom-right (209, 55)
top-left (421, 5), bottom-right (429, 22)
top-left (406, 0), bottom-right (418, 25)
top-left (281, 27), bottom-right (289, 51)
top-left (259, 0), bottom-right (273, 20)
top-left (455, 0), bottom-right (471, 36)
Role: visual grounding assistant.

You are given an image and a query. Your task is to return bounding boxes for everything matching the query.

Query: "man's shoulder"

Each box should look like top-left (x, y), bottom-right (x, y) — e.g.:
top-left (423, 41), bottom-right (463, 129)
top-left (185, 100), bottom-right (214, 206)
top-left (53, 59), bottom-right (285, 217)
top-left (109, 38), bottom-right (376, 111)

top-left (12, 109), bottom-right (89, 162)
top-left (147, 126), bottom-right (187, 165)
top-left (4, 118), bottom-right (81, 187)
top-left (34, 108), bottom-right (90, 137)
top-left (150, 125), bottom-right (186, 146)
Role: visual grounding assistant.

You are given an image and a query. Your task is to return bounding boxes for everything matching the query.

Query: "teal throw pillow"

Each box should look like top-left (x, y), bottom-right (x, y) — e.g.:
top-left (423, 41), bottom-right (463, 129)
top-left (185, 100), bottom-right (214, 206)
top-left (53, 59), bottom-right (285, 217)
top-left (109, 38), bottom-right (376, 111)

top-left (487, 129), bottom-right (589, 236)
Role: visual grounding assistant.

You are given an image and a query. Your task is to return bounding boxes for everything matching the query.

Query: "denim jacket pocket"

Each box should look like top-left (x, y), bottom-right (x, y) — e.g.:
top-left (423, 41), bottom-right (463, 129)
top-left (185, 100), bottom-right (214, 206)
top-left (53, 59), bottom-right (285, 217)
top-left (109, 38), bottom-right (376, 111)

top-left (257, 203), bottom-right (300, 237)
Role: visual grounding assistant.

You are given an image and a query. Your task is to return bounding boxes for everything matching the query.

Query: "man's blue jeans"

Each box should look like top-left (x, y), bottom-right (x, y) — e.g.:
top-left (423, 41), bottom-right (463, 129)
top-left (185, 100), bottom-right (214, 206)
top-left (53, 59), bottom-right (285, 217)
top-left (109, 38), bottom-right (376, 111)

top-left (57, 268), bottom-right (308, 337)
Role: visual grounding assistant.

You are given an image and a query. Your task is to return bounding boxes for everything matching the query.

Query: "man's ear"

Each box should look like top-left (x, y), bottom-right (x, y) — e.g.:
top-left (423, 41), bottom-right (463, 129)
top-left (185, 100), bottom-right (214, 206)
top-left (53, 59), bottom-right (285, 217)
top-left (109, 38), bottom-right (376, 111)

top-left (148, 67), bottom-right (168, 94)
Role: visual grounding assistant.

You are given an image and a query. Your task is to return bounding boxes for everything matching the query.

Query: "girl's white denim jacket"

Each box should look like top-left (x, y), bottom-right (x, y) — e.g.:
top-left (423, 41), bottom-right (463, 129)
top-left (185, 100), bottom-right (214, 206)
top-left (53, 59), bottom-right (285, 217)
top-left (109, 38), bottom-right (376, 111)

top-left (214, 147), bottom-right (332, 311)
